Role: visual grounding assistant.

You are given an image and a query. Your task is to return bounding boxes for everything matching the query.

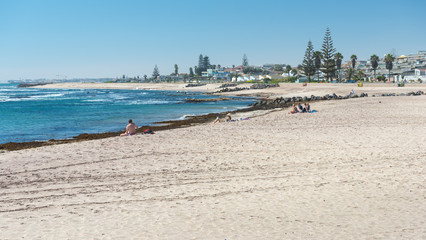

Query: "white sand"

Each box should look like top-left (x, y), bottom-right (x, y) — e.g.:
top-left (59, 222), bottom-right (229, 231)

top-left (1, 85), bottom-right (426, 239)
top-left (32, 82), bottom-right (425, 99)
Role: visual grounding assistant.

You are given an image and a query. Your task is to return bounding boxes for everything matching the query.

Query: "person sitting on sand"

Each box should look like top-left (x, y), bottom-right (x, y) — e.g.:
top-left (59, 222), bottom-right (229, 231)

top-left (213, 113), bottom-right (232, 124)
top-left (289, 104), bottom-right (299, 114)
top-left (297, 103), bottom-right (305, 113)
top-left (225, 113), bottom-right (232, 122)
top-left (120, 119), bottom-right (138, 136)
top-left (213, 116), bottom-right (220, 124)
top-left (305, 102), bottom-right (311, 112)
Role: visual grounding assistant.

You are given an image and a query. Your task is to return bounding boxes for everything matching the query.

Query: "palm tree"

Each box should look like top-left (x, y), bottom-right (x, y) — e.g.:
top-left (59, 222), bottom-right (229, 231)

top-left (370, 54), bottom-right (379, 81)
top-left (346, 67), bottom-right (355, 81)
top-left (313, 51), bottom-right (322, 81)
top-left (350, 54), bottom-right (357, 69)
top-left (334, 52), bottom-right (343, 83)
top-left (384, 54), bottom-right (395, 82)
top-left (230, 73), bottom-right (240, 82)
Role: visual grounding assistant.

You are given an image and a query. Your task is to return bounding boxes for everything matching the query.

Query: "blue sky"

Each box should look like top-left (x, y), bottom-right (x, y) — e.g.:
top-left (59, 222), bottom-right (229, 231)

top-left (0, 0), bottom-right (425, 81)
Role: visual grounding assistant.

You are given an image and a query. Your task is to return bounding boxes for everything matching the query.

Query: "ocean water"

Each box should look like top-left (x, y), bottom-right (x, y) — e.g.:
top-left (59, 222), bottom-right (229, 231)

top-left (0, 83), bottom-right (255, 144)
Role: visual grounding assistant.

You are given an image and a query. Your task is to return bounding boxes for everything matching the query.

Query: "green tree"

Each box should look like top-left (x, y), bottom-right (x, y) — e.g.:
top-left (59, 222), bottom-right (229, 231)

top-left (203, 56), bottom-right (210, 70)
top-left (230, 73), bottom-right (240, 81)
top-left (354, 70), bottom-right (365, 81)
top-left (143, 74), bottom-right (147, 82)
top-left (152, 65), bottom-right (160, 80)
top-left (286, 65), bottom-right (292, 74)
top-left (242, 54), bottom-right (248, 67)
top-left (334, 52), bottom-right (343, 83)
top-left (321, 27), bottom-right (336, 82)
top-left (301, 40), bottom-right (315, 82)
top-left (346, 67), bottom-right (354, 81)
top-left (274, 64), bottom-right (283, 71)
top-left (384, 54), bottom-right (395, 82)
top-left (174, 64), bottom-right (178, 75)
top-left (313, 51), bottom-right (322, 81)
top-left (189, 67), bottom-right (194, 78)
top-left (351, 54), bottom-right (357, 69)
top-left (243, 66), bottom-right (262, 74)
top-left (370, 54), bottom-right (379, 79)
top-left (291, 69), bottom-right (298, 76)
top-left (377, 75), bottom-right (386, 82)
top-left (198, 54), bottom-right (204, 73)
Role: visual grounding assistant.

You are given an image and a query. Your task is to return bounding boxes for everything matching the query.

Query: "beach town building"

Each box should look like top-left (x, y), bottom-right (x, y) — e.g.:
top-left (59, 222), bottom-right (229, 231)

top-left (223, 65), bottom-right (244, 73)
top-left (400, 68), bottom-right (426, 82)
top-left (355, 50), bottom-right (426, 82)
top-left (202, 68), bottom-right (231, 81)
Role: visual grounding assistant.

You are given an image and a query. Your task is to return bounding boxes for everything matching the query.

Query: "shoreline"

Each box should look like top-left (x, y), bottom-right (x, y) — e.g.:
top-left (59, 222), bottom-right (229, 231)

top-left (0, 103), bottom-right (276, 151)
top-left (1, 93), bottom-right (425, 239)
top-left (30, 81), bottom-right (426, 98)
top-left (1, 82), bottom-right (425, 151)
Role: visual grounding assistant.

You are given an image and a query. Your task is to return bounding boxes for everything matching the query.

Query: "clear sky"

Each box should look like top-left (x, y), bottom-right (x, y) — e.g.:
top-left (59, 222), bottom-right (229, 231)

top-left (0, 0), bottom-right (425, 81)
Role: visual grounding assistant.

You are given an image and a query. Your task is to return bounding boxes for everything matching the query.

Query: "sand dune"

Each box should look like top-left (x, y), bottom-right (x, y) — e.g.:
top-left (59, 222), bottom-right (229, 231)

top-left (1, 86), bottom-right (425, 239)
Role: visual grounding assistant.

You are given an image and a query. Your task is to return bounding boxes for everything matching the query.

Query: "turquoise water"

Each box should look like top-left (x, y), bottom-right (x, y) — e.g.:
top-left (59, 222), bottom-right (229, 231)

top-left (0, 83), bottom-right (255, 144)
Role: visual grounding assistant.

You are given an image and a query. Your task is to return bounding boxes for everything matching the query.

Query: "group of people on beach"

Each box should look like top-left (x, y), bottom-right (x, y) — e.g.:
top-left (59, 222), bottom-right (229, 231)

top-left (289, 102), bottom-right (312, 114)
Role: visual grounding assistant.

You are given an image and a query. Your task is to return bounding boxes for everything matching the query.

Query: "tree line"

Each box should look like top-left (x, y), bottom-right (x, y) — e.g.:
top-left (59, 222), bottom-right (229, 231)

top-left (301, 28), bottom-right (395, 83)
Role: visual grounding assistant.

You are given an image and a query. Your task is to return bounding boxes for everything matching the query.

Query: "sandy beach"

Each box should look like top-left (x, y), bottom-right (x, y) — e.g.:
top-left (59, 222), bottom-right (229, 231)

top-left (1, 83), bottom-right (426, 239)
top-left (32, 81), bottom-right (426, 99)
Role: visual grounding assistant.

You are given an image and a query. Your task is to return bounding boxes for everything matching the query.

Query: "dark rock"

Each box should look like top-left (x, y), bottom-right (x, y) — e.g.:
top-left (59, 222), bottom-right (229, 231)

top-left (218, 83), bottom-right (237, 88)
top-left (17, 82), bottom-right (50, 88)
top-left (185, 83), bottom-right (206, 88)
top-left (250, 83), bottom-right (279, 89)
top-left (216, 87), bottom-right (249, 93)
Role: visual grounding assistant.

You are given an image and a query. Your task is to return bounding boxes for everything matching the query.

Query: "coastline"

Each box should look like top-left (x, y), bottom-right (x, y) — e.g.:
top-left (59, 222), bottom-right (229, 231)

top-left (2, 82), bottom-right (425, 151)
top-left (0, 104), bottom-right (278, 151)
top-left (30, 81), bottom-right (426, 98)
top-left (1, 92), bottom-right (425, 239)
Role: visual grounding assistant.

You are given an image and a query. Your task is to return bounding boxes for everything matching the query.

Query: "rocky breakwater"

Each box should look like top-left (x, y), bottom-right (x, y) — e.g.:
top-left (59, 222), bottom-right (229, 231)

top-left (250, 83), bottom-right (280, 89)
top-left (250, 90), bottom-right (425, 110)
top-left (17, 82), bottom-right (50, 88)
top-left (215, 83), bottom-right (279, 93)
top-left (371, 91), bottom-right (425, 97)
top-left (216, 87), bottom-right (250, 93)
top-left (218, 83), bottom-right (238, 88)
top-left (185, 83), bottom-right (206, 87)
